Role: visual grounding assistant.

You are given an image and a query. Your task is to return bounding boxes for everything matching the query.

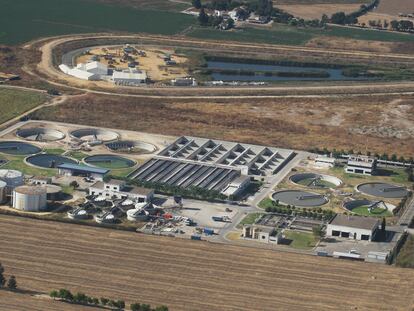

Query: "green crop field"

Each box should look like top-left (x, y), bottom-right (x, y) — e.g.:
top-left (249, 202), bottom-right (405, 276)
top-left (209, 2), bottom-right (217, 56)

top-left (0, 0), bottom-right (195, 45)
top-left (188, 24), bottom-right (414, 46)
top-left (0, 88), bottom-right (47, 124)
top-left (283, 230), bottom-right (318, 249)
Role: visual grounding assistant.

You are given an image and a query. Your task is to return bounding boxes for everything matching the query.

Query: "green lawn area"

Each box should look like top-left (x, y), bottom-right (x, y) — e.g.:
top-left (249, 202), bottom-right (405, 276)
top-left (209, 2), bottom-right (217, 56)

top-left (283, 230), bottom-right (318, 250)
top-left (330, 166), bottom-right (411, 186)
top-left (0, 88), bottom-right (47, 124)
top-left (65, 151), bottom-right (89, 161)
top-left (351, 205), bottom-right (393, 217)
top-left (0, 0), bottom-right (195, 45)
top-left (258, 197), bottom-right (275, 209)
top-left (44, 148), bottom-right (65, 155)
top-left (0, 155), bottom-right (56, 177)
top-left (237, 212), bottom-right (264, 228)
top-left (109, 168), bottom-right (137, 179)
top-left (187, 24), bottom-right (414, 46)
top-left (396, 234), bottom-right (414, 268)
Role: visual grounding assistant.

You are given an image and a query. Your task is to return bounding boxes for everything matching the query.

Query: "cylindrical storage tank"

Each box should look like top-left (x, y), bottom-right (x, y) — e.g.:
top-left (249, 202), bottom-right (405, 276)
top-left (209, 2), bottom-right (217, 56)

top-left (0, 169), bottom-right (24, 194)
top-left (46, 184), bottom-right (63, 201)
top-left (13, 186), bottom-right (47, 212)
top-left (0, 180), bottom-right (6, 204)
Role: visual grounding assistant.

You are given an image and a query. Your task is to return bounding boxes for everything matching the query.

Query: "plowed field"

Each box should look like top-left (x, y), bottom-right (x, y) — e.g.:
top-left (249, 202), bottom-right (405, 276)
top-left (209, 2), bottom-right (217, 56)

top-left (0, 215), bottom-right (413, 310)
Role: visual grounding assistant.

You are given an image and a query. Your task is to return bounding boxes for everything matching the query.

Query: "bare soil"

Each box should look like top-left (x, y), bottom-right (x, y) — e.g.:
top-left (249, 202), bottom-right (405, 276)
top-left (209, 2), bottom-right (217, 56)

top-left (0, 215), bottom-right (413, 311)
top-left (375, 0), bottom-right (414, 16)
top-left (31, 93), bottom-right (414, 157)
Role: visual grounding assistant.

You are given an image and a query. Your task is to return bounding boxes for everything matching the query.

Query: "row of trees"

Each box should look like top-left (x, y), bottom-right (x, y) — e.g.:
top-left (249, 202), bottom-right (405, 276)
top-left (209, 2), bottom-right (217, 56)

top-left (329, 0), bottom-right (379, 25)
top-left (390, 20), bottom-right (414, 32)
top-left (50, 288), bottom-right (168, 311)
top-left (0, 263), bottom-right (17, 290)
top-left (125, 178), bottom-right (228, 201)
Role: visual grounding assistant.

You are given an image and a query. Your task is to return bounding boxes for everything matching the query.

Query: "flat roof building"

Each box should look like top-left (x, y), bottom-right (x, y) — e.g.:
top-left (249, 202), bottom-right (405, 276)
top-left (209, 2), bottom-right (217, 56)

top-left (112, 69), bottom-right (147, 85)
top-left (327, 214), bottom-right (380, 241)
top-left (89, 179), bottom-right (154, 202)
top-left (345, 155), bottom-right (377, 175)
top-left (57, 163), bottom-right (109, 181)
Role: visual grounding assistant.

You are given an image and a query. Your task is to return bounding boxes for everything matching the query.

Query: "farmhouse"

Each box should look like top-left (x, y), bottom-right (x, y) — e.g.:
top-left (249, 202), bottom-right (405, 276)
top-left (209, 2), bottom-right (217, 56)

top-left (57, 163), bottom-right (109, 181)
top-left (89, 179), bottom-right (154, 202)
top-left (327, 214), bottom-right (380, 241)
top-left (345, 155), bottom-right (377, 175)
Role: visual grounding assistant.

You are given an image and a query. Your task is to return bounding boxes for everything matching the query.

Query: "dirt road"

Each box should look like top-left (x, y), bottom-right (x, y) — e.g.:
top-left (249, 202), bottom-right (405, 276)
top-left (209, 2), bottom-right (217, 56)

top-left (31, 33), bottom-right (414, 98)
top-left (0, 215), bottom-right (413, 311)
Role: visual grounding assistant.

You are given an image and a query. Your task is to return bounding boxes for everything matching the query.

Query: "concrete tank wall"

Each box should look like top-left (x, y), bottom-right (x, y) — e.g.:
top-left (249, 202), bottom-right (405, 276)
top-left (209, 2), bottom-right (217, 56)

top-left (0, 180), bottom-right (6, 204)
top-left (13, 186), bottom-right (47, 212)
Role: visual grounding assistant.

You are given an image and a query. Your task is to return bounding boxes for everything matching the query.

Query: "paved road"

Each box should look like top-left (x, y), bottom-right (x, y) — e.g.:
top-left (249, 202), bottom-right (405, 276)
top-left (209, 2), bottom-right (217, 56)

top-left (398, 196), bottom-right (414, 227)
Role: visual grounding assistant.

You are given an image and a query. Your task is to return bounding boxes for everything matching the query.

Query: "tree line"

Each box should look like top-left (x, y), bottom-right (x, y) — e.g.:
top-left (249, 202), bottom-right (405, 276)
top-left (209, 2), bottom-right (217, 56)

top-left (50, 288), bottom-right (168, 311)
top-left (0, 263), bottom-right (17, 291)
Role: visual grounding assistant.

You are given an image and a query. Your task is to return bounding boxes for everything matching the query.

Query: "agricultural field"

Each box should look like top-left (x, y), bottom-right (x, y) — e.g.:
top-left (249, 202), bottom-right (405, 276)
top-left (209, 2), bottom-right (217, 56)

top-left (0, 0), bottom-right (195, 45)
top-left (0, 290), bottom-right (97, 311)
top-left (0, 215), bottom-right (413, 310)
top-left (31, 93), bottom-right (414, 157)
top-left (276, 3), bottom-right (362, 20)
top-left (0, 88), bottom-right (47, 124)
top-left (95, 0), bottom-right (191, 11)
top-left (375, 0), bottom-right (414, 16)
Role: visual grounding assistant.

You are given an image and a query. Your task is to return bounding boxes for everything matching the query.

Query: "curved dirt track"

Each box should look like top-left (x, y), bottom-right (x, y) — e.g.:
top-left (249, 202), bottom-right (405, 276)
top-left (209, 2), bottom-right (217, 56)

top-left (34, 33), bottom-right (414, 98)
top-left (0, 215), bottom-right (413, 311)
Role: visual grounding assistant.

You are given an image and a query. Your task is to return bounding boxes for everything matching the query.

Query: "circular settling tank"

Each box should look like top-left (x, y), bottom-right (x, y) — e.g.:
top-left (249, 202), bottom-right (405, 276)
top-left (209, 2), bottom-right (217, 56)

top-left (70, 128), bottom-right (119, 142)
top-left (272, 190), bottom-right (328, 207)
top-left (105, 140), bottom-right (156, 154)
top-left (290, 173), bottom-right (342, 188)
top-left (16, 127), bottom-right (65, 141)
top-left (357, 182), bottom-right (408, 198)
top-left (84, 154), bottom-right (136, 169)
top-left (343, 199), bottom-right (394, 217)
top-left (0, 141), bottom-right (41, 155)
top-left (26, 154), bottom-right (77, 168)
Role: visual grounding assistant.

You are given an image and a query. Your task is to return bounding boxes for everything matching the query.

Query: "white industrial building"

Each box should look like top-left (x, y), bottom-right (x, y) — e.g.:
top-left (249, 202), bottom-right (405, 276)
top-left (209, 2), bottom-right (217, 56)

top-left (81, 61), bottom-right (108, 75)
top-left (242, 225), bottom-right (282, 244)
top-left (57, 163), bottom-right (109, 181)
top-left (112, 69), bottom-right (147, 85)
top-left (13, 185), bottom-right (47, 212)
top-left (327, 214), bottom-right (380, 241)
top-left (314, 156), bottom-right (337, 168)
top-left (221, 175), bottom-right (251, 197)
top-left (171, 77), bottom-right (197, 86)
top-left (59, 61), bottom-right (108, 81)
top-left (89, 179), bottom-right (154, 203)
top-left (345, 155), bottom-right (377, 175)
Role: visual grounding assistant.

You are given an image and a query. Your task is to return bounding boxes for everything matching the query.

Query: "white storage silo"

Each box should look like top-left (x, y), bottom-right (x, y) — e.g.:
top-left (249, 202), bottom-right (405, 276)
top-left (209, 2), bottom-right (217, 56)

top-left (0, 180), bottom-right (6, 204)
top-left (0, 169), bottom-right (24, 194)
top-left (13, 185), bottom-right (47, 212)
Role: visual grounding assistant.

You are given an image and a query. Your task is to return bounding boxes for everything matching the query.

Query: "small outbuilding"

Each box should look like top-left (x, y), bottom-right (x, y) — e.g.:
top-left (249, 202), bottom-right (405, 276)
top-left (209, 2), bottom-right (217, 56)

top-left (326, 214), bottom-right (380, 241)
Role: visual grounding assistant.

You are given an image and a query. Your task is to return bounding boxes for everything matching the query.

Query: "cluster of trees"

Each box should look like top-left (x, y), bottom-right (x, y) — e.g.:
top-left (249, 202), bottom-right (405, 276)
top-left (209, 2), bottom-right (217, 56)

top-left (390, 20), bottom-right (414, 32)
top-left (312, 225), bottom-right (325, 238)
top-left (265, 200), bottom-right (335, 220)
top-left (367, 19), bottom-right (389, 28)
top-left (50, 289), bottom-right (168, 311)
top-left (329, 0), bottom-right (379, 25)
top-left (0, 263), bottom-right (17, 291)
top-left (198, 8), bottom-right (235, 29)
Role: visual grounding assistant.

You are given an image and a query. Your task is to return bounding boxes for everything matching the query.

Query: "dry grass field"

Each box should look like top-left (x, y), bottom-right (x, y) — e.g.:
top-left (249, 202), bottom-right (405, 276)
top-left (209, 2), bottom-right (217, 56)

top-left (32, 93), bottom-right (414, 157)
top-left (0, 215), bottom-right (413, 310)
top-left (375, 0), bottom-right (414, 15)
top-left (277, 4), bottom-right (362, 19)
